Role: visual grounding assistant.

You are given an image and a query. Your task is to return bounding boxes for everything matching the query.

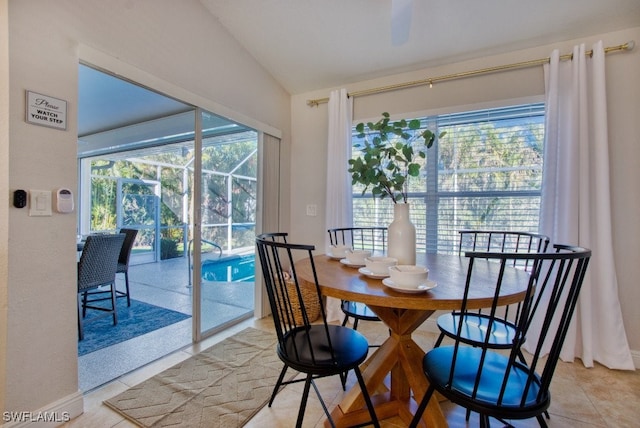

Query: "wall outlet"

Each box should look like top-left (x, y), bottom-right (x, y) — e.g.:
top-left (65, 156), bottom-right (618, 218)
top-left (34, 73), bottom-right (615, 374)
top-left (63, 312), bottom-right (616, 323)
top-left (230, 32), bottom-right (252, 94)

top-left (306, 204), bottom-right (317, 216)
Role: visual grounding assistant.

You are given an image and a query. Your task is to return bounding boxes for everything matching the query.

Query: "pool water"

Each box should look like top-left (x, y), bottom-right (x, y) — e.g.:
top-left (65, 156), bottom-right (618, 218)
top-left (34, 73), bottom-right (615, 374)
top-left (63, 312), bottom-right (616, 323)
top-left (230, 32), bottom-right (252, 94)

top-left (201, 254), bottom-right (255, 282)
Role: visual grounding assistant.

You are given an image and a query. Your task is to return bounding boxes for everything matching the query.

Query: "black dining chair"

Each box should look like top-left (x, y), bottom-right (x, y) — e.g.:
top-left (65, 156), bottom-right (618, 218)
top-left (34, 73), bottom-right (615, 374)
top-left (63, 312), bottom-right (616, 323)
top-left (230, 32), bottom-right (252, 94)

top-left (327, 227), bottom-right (387, 330)
top-left (436, 230), bottom-right (551, 423)
top-left (435, 230), bottom-right (551, 354)
top-left (256, 232), bottom-right (380, 428)
top-left (409, 244), bottom-right (591, 428)
top-left (77, 233), bottom-right (126, 340)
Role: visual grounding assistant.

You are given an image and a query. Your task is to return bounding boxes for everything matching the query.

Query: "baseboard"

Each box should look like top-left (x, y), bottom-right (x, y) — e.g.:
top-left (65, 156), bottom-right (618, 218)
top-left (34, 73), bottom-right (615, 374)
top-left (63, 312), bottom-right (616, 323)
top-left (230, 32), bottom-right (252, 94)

top-left (631, 349), bottom-right (640, 370)
top-left (2, 391), bottom-right (83, 428)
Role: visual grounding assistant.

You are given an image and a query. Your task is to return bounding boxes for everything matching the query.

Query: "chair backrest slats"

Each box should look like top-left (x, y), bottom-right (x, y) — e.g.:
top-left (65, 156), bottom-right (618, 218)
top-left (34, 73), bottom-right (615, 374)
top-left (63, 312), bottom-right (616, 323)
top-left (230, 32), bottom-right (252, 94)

top-left (457, 230), bottom-right (551, 324)
top-left (256, 233), bottom-right (337, 366)
top-left (328, 227), bottom-right (387, 254)
top-left (449, 244), bottom-right (591, 409)
top-left (459, 230), bottom-right (550, 272)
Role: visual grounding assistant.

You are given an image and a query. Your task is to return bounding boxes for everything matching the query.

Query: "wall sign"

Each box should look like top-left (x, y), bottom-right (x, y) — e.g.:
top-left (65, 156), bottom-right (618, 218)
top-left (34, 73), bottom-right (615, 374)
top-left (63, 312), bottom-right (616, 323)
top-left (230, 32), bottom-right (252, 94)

top-left (25, 91), bottom-right (67, 130)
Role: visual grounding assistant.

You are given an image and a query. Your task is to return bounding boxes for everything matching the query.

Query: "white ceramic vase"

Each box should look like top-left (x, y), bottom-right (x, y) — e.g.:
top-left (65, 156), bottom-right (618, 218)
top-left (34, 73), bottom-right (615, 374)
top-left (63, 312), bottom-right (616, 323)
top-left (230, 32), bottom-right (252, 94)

top-left (387, 203), bottom-right (416, 265)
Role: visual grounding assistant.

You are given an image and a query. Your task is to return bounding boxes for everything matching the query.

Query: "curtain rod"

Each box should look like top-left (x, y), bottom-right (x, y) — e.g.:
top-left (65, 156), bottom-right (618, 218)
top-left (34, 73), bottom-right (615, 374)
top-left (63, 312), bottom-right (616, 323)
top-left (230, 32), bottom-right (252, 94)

top-left (306, 41), bottom-right (635, 107)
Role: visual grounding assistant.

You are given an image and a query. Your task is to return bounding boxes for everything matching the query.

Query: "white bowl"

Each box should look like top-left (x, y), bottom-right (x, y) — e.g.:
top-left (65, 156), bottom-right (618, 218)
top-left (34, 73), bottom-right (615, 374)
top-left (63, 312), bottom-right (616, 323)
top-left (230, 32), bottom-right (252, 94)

top-left (364, 256), bottom-right (398, 275)
top-left (388, 265), bottom-right (429, 288)
top-left (345, 249), bottom-right (372, 265)
top-left (329, 244), bottom-right (350, 258)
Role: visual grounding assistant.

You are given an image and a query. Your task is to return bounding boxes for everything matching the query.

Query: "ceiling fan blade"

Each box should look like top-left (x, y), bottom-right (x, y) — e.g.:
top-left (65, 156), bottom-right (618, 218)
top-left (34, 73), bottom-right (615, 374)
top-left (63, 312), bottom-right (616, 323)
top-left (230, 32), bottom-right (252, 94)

top-left (391, 0), bottom-right (413, 46)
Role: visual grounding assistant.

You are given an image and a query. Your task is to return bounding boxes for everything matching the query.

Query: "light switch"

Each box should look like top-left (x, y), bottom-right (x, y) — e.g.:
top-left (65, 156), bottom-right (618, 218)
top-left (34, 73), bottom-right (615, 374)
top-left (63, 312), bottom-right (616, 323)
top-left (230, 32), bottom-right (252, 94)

top-left (29, 190), bottom-right (52, 216)
top-left (306, 204), bottom-right (317, 216)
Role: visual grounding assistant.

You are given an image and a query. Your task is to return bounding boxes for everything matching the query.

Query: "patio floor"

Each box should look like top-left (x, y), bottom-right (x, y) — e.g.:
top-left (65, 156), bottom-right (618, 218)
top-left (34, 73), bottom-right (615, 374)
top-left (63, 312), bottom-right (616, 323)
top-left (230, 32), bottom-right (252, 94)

top-left (78, 255), bottom-right (255, 392)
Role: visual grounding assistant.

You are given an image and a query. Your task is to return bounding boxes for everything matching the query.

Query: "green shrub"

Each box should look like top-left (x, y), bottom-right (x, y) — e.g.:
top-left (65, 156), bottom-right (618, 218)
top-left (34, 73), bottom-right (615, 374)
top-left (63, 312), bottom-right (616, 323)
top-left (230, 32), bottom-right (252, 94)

top-left (160, 238), bottom-right (180, 260)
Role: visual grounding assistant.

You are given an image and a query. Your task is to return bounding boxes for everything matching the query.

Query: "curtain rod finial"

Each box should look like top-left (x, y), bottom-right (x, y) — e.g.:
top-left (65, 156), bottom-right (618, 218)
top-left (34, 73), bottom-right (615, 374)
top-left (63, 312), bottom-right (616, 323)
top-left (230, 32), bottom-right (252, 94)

top-left (625, 40), bottom-right (635, 51)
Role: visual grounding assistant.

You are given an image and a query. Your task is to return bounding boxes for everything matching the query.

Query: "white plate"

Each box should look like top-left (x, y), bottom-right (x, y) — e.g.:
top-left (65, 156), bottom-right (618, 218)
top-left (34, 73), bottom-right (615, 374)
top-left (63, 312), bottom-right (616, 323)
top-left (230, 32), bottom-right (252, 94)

top-left (340, 258), bottom-right (365, 268)
top-left (382, 278), bottom-right (437, 294)
top-left (358, 267), bottom-right (389, 279)
top-left (326, 252), bottom-right (344, 260)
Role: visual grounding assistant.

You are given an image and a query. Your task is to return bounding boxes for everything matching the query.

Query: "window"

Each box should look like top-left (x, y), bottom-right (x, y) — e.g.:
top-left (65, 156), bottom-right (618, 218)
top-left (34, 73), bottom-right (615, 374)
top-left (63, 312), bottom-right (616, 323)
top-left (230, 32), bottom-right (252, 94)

top-left (352, 103), bottom-right (545, 254)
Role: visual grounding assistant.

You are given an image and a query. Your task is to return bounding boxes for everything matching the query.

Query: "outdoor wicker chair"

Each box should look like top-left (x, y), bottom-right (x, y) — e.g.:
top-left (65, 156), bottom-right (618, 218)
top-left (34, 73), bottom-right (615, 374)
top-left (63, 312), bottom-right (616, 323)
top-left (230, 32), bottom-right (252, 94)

top-left (77, 233), bottom-right (126, 340)
top-left (83, 228), bottom-right (137, 307)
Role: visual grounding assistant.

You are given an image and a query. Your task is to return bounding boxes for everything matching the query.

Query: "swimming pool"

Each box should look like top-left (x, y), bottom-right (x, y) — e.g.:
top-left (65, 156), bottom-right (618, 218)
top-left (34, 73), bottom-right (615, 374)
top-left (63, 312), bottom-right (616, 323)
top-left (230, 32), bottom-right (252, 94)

top-left (201, 254), bottom-right (255, 282)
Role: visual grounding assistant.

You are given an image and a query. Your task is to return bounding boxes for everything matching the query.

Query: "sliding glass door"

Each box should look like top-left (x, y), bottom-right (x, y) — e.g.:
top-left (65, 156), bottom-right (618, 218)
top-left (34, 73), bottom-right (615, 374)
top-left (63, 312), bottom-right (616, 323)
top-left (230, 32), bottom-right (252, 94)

top-left (193, 109), bottom-right (258, 340)
top-left (79, 64), bottom-right (269, 344)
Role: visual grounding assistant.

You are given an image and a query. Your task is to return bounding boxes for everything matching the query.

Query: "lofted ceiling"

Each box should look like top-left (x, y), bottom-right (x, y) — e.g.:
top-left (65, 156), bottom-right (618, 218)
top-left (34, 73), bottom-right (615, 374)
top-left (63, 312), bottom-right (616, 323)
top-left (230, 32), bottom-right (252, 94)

top-left (200, 0), bottom-right (640, 94)
top-left (78, 0), bottom-right (640, 146)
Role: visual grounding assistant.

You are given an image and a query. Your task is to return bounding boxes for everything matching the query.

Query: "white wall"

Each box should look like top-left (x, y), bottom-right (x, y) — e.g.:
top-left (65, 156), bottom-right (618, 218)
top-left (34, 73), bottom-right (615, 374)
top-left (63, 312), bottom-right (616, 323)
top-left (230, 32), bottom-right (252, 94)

top-left (1, 0), bottom-right (10, 416)
top-left (2, 0), bottom-right (638, 420)
top-left (1, 0), bottom-right (290, 419)
top-left (290, 27), bottom-right (640, 362)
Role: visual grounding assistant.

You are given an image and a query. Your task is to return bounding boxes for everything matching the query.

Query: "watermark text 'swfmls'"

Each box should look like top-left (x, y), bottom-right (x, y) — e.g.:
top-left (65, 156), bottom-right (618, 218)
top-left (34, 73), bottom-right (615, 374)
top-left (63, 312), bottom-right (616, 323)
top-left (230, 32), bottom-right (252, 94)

top-left (3, 411), bottom-right (71, 423)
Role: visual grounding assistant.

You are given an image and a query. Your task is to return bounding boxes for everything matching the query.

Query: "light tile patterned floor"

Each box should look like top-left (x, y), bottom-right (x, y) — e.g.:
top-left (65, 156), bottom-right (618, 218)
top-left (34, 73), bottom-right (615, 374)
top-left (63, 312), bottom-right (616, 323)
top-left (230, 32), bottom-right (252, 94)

top-left (65, 317), bottom-right (640, 428)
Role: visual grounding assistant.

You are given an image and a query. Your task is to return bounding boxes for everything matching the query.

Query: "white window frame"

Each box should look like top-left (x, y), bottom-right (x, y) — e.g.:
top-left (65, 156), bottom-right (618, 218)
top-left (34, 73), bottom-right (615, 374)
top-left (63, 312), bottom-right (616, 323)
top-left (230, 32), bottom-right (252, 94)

top-left (352, 101), bottom-right (546, 254)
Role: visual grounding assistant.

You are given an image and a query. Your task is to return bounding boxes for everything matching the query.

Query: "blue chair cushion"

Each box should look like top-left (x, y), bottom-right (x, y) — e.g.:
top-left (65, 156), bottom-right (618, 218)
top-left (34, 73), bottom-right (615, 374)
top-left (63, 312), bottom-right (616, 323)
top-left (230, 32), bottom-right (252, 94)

top-left (424, 346), bottom-right (546, 409)
top-left (437, 312), bottom-right (517, 348)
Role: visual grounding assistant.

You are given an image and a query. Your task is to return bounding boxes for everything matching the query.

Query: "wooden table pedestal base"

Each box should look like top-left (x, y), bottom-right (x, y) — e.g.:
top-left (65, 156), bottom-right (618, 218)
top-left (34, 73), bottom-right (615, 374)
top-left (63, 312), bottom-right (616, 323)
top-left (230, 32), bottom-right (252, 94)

top-left (325, 306), bottom-right (448, 428)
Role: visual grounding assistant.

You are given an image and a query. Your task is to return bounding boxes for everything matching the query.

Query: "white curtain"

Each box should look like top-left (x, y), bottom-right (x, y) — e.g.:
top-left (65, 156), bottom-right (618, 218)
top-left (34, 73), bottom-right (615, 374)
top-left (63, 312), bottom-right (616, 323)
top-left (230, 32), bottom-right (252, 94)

top-left (531, 41), bottom-right (634, 369)
top-left (324, 88), bottom-right (353, 322)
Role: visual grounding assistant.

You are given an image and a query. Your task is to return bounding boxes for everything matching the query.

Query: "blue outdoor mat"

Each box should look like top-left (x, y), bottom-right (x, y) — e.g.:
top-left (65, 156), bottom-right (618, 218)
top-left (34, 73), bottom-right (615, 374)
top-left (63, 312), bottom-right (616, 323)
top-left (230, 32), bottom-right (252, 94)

top-left (78, 298), bottom-right (191, 356)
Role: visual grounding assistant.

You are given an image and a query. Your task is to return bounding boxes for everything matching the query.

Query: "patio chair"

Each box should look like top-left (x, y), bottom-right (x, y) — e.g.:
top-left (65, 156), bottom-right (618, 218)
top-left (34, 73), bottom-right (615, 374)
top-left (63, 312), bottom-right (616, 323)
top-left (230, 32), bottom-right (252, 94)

top-left (327, 227), bottom-right (387, 329)
top-left (409, 244), bottom-right (591, 428)
top-left (77, 233), bottom-right (126, 340)
top-left (115, 228), bottom-right (138, 306)
top-left (83, 228), bottom-right (138, 307)
top-left (256, 232), bottom-right (380, 428)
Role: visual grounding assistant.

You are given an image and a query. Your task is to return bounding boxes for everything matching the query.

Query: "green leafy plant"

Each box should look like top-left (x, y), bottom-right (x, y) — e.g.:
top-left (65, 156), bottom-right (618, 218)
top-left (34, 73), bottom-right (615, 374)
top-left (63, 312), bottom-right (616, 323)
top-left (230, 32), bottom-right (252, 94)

top-left (160, 238), bottom-right (180, 260)
top-left (348, 112), bottom-right (444, 203)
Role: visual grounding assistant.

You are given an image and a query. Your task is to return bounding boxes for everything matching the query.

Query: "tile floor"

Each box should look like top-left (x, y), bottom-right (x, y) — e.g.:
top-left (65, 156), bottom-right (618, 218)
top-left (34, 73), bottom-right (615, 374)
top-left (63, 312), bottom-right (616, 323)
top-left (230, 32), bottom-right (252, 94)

top-left (65, 316), bottom-right (640, 428)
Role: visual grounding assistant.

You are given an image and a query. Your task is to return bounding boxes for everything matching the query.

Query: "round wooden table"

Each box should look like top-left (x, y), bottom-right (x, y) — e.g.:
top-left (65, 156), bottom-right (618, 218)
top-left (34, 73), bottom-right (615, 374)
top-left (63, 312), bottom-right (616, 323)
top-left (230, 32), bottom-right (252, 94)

top-left (294, 253), bottom-right (530, 427)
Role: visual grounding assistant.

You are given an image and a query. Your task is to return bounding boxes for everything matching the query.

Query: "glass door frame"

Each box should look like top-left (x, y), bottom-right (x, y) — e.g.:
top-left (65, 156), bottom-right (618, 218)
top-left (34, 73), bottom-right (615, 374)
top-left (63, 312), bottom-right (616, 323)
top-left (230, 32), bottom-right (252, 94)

top-left (192, 109), bottom-right (204, 342)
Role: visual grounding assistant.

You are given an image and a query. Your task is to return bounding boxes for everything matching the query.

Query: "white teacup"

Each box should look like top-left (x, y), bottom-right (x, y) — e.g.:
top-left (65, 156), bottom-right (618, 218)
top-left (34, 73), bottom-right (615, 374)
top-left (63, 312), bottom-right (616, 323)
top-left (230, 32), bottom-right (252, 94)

top-left (389, 265), bottom-right (429, 288)
top-left (329, 244), bottom-right (350, 258)
top-left (346, 249), bottom-right (371, 265)
top-left (365, 256), bottom-right (398, 275)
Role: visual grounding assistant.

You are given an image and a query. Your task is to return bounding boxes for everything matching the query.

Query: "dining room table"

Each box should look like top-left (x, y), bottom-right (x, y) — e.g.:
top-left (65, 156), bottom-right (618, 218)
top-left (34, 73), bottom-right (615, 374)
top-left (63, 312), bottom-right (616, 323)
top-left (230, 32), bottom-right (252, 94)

top-left (294, 252), bottom-right (531, 428)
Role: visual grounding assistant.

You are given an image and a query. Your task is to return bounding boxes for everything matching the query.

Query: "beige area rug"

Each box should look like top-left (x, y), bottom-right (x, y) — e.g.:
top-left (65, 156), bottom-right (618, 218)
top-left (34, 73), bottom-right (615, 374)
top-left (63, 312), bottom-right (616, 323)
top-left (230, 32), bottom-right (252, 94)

top-left (105, 327), bottom-right (291, 427)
